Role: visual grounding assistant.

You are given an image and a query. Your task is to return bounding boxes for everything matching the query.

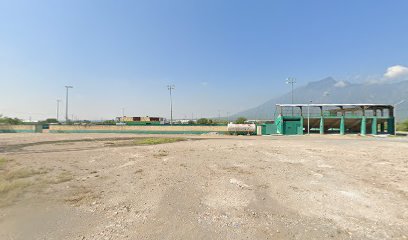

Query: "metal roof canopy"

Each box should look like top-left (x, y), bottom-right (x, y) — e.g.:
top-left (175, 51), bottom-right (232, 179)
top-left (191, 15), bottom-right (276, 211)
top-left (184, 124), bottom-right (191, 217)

top-left (276, 103), bottom-right (393, 108)
top-left (276, 103), bottom-right (394, 116)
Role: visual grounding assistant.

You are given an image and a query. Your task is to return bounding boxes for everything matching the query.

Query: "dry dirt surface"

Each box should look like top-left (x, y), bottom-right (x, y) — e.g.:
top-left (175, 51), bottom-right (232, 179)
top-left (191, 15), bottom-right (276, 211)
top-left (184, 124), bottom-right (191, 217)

top-left (0, 133), bottom-right (407, 240)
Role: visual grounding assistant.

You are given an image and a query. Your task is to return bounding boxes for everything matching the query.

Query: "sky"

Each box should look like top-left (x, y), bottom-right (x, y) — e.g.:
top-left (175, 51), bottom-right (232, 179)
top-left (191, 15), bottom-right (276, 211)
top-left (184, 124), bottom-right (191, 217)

top-left (1, 0), bottom-right (408, 120)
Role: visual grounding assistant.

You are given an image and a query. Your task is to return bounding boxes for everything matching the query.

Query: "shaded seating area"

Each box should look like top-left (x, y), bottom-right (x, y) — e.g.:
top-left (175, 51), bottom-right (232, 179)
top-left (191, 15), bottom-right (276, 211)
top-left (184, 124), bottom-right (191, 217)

top-left (275, 104), bottom-right (395, 135)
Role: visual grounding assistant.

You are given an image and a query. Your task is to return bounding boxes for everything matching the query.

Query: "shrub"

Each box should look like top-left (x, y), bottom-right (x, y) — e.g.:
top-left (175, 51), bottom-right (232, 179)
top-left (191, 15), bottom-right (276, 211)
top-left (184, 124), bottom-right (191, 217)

top-left (197, 118), bottom-right (209, 124)
top-left (397, 119), bottom-right (408, 131)
top-left (0, 115), bottom-right (23, 125)
top-left (234, 117), bottom-right (247, 124)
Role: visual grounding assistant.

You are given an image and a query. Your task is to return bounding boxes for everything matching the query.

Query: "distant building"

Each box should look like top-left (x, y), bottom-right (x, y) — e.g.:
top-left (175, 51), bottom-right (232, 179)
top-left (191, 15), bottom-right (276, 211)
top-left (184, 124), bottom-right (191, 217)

top-left (115, 116), bottom-right (165, 125)
top-left (177, 119), bottom-right (196, 124)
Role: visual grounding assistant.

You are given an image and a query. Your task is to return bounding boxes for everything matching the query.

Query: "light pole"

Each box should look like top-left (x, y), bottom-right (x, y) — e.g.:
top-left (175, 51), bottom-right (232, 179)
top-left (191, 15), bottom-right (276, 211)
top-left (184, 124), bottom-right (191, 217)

top-left (394, 99), bottom-right (406, 135)
top-left (65, 86), bottom-right (73, 123)
top-left (121, 108), bottom-right (125, 118)
top-left (307, 100), bottom-right (312, 135)
top-left (167, 84), bottom-right (175, 125)
top-left (286, 77), bottom-right (296, 116)
top-left (56, 99), bottom-right (61, 121)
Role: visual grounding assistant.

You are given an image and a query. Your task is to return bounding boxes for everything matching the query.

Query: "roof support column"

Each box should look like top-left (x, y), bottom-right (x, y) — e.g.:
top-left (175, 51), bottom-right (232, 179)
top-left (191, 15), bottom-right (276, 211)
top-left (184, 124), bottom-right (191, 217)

top-left (387, 117), bottom-right (395, 135)
top-left (319, 106), bottom-right (324, 134)
top-left (340, 107), bottom-right (345, 135)
top-left (361, 107), bottom-right (366, 136)
top-left (299, 106), bottom-right (304, 135)
top-left (372, 117), bottom-right (377, 135)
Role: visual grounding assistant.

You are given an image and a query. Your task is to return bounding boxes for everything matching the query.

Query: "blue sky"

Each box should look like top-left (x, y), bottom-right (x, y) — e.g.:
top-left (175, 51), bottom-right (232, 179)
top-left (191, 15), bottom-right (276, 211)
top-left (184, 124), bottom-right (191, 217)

top-left (1, 0), bottom-right (407, 120)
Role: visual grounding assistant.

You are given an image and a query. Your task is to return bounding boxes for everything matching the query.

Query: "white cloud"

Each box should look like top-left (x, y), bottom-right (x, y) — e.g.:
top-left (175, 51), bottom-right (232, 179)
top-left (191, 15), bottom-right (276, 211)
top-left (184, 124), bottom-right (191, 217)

top-left (384, 65), bottom-right (408, 79)
top-left (334, 80), bottom-right (347, 88)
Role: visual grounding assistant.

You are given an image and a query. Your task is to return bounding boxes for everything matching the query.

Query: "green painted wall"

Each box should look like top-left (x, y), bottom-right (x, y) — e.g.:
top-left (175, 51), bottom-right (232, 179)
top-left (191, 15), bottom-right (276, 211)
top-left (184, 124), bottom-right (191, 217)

top-left (283, 119), bottom-right (301, 135)
top-left (0, 125), bottom-right (40, 133)
top-left (261, 123), bottom-right (277, 135)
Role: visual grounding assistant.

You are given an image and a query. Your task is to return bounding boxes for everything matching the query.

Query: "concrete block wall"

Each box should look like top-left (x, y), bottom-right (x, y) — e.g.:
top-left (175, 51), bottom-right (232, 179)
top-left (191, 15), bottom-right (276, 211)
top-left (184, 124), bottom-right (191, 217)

top-left (49, 125), bottom-right (228, 134)
top-left (0, 125), bottom-right (40, 133)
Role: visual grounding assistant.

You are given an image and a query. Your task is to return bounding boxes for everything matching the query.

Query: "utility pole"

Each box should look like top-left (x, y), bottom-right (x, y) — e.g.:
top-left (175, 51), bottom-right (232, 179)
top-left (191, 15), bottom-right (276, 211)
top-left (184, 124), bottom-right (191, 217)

top-left (56, 99), bottom-right (61, 121)
top-left (286, 77), bottom-right (296, 116)
top-left (65, 86), bottom-right (73, 123)
top-left (167, 84), bottom-right (175, 125)
top-left (394, 99), bottom-right (406, 135)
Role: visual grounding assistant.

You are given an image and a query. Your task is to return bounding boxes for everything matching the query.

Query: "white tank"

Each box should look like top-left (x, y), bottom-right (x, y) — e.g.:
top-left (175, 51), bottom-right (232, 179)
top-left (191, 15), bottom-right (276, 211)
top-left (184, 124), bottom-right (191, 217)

top-left (227, 123), bottom-right (256, 133)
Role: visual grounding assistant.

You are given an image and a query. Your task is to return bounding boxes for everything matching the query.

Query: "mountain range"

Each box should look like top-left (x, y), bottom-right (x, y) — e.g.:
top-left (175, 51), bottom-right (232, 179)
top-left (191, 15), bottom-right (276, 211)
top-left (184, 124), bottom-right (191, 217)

top-left (232, 77), bottom-right (408, 121)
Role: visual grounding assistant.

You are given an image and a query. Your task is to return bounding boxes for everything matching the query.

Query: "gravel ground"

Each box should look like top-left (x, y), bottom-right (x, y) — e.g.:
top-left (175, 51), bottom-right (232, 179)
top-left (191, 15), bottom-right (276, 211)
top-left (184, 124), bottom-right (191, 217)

top-left (0, 133), bottom-right (407, 240)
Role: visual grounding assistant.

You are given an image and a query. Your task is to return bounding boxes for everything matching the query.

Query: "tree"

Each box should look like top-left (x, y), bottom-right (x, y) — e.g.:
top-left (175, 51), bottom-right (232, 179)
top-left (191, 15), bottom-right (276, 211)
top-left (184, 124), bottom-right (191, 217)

top-left (0, 115), bottom-right (23, 125)
top-left (39, 118), bottom-right (59, 124)
top-left (234, 117), bottom-right (247, 124)
top-left (214, 120), bottom-right (228, 125)
top-left (197, 118), bottom-right (209, 124)
top-left (102, 120), bottom-right (116, 125)
top-left (397, 119), bottom-right (408, 131)
top-left (46, 118), bottom-right (59, 123)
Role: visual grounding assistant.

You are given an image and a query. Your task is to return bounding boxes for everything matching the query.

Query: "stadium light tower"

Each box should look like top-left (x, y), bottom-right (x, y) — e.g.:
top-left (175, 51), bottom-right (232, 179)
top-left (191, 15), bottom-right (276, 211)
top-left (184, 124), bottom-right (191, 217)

top-left (286, 77), bottom-right (296, 116)
top-left (167, 84), bottom-right (175, 125)
top-left (65, 86), bottom-right (73, 122)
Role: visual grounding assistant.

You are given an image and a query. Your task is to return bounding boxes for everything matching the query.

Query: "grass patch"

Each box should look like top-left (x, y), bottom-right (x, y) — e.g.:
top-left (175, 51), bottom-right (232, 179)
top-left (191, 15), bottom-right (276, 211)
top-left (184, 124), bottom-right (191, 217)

top-left (0, 166), bottom-right (49, 207)
top-left (134, 137), bottom-right (185, 145)
top-left (0, 179), bottom-right (32, 207)
top-left (46, 172), bottom-right (74, 184)
top-left (0, 180), bottom-right (31, 195)
top-left (4, 168), bottom-right (47, 181)
top-left (0, 157), bottom-right (7, 169)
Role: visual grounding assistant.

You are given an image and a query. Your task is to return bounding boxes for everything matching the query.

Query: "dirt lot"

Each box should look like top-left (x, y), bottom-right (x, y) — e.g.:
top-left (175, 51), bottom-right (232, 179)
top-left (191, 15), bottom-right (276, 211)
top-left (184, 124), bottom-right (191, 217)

top-left (0, 133), bottom-right (407, 240)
